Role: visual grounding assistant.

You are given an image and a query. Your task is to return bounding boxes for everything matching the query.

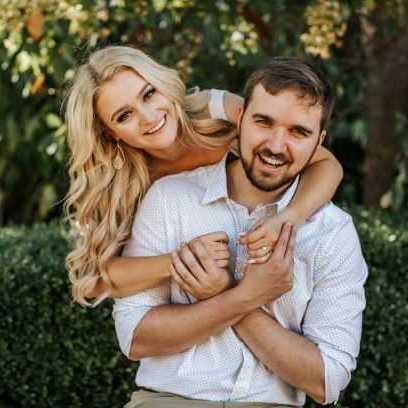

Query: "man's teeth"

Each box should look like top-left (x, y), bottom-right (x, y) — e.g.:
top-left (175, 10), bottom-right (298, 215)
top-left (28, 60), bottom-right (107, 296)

top-left (146, 116), bottom-right (166, 134)
top-left (259, 153), bottom-right (285, 167)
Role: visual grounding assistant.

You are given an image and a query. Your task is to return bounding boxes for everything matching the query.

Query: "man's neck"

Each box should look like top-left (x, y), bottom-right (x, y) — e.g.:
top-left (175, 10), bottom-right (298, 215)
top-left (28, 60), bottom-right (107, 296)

top-left (227, 159), bottom-right (290, 212)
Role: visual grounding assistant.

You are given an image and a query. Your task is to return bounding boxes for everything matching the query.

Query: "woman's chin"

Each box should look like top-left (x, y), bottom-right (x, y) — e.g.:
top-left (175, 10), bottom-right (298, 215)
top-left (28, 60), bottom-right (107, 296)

top-left (143, 131), bottom-right (180, 157)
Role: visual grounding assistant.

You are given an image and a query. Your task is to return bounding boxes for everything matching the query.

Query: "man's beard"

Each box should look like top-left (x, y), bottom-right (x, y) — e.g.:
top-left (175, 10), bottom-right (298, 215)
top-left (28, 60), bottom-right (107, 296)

top-left (239, 140), bottom-right (320, 193)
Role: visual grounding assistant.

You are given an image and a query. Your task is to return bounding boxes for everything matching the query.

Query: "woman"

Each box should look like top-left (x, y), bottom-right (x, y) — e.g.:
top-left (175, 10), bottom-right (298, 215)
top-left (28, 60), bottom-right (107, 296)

top-left (64, 45), bottom-right (343, 306)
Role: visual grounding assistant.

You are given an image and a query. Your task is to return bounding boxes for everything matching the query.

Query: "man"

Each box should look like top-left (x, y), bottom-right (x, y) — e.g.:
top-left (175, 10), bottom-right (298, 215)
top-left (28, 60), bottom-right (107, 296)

top-left (113, 58), bottom-right (367, 407)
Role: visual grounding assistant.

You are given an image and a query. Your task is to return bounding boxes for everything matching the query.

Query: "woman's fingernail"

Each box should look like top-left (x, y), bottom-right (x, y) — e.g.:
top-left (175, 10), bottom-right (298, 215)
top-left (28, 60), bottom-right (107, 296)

top-left (247, 259), bottom-right (257, 264)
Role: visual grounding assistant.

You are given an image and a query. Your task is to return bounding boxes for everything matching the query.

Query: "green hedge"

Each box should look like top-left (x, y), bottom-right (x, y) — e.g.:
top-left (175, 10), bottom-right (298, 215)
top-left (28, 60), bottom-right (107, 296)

top-left (0, 210), bottom-right (407, 407)
top-left (0, 224), bottom-right (135, 407)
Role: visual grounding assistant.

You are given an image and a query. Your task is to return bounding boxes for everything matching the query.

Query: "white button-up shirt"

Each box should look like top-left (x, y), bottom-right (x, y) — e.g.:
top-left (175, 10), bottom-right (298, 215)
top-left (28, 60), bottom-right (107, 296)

top-left (113, 155), bottom-right (367, 406)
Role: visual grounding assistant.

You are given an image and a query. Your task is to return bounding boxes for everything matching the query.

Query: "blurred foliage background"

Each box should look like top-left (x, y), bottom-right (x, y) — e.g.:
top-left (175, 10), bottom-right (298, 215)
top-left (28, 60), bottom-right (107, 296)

top-left (1, 1), bottom-right (408, 407)
top-left (1, 0), bottom-right (408, 225)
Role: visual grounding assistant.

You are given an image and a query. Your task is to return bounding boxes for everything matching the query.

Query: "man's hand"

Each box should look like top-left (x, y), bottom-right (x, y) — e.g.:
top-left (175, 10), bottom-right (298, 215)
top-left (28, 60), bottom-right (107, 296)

top-left (237, 223), bottom-right (295, 308)
top-left (170, 232), bottom-right (233, 300)
top-left (193, 232), bottom-right (230, 269)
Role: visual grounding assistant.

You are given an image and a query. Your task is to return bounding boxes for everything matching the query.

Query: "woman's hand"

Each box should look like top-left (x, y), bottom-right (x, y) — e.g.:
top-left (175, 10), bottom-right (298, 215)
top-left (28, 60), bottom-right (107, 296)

top-left (237, 223), bottom-right (295, 306)
top-left (170, 232), bottom-right (233, 300)
top-left (239, 211), bottom-right (299, 264)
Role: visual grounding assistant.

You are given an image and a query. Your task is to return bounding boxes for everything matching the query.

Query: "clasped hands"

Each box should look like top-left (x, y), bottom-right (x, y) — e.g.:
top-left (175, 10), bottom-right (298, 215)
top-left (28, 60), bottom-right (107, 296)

top-left (171, 216), bottom-right (296, 306)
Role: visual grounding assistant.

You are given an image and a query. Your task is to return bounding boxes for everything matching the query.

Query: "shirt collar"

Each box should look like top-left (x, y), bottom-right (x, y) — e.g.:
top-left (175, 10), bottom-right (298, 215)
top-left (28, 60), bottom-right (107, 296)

top-left (201, 154), bottom-right (230, 205)
top-left (201, 154), bottom-right (299, 213)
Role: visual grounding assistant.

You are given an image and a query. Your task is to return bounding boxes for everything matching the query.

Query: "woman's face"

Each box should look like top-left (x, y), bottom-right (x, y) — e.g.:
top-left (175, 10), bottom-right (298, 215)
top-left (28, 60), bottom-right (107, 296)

top-left (96, 69), bottom-right (179, 157)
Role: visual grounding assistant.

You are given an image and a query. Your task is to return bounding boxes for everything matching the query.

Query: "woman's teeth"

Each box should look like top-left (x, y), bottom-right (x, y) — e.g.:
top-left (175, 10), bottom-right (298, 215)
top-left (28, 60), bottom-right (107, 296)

top-left (145, 116), bottom-right (166, 134)
top-left (258, 153), bottom-right (285, 167)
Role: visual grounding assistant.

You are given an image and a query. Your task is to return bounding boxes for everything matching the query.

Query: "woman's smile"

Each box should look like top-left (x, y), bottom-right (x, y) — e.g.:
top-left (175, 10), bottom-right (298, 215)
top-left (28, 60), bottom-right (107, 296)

top-left (144, 114), bottom-right (167, 135)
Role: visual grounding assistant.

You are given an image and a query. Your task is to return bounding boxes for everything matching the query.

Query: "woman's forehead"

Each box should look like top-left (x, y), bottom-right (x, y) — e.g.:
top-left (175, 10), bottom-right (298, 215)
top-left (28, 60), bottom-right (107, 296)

top-left (96, 69), bottom-right (149, 120)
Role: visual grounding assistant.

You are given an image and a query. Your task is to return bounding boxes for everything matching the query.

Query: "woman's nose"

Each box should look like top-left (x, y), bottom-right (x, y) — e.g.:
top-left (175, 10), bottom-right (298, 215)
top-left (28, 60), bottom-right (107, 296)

top-left (138, 104), bottom-right (160, 130)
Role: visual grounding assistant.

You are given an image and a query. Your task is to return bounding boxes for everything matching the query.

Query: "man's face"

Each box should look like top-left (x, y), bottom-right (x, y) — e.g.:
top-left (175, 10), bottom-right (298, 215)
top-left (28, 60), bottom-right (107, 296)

top-left (238, 84), bottom-right (326, 192)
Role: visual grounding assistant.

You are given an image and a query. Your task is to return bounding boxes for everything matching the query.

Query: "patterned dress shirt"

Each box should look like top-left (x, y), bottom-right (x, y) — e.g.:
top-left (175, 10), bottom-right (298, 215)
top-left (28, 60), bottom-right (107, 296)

top-left (113, 155), bottom-right (367, 406)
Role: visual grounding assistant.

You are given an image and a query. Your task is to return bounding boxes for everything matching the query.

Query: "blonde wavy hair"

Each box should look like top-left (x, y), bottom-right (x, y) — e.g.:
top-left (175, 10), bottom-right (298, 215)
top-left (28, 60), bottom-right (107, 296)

top-left (64, 45), bottom-right (236, 306)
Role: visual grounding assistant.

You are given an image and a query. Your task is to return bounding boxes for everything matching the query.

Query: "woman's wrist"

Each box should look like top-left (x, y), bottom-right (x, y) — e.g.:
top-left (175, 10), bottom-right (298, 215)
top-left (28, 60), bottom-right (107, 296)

top-left (278, 206), bottom-right (306, 227)
top-left (164, 253), bottom-right (173, 278)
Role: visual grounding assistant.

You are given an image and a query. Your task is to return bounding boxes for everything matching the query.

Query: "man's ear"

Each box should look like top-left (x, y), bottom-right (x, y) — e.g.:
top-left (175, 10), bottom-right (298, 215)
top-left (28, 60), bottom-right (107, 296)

top-left (319, 129), bottom-right (327, 146)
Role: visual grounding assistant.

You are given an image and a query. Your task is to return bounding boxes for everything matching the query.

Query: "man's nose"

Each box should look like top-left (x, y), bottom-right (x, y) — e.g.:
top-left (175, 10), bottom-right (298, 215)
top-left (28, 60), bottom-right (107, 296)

top-left (265, 127), bottom-right (287, 153)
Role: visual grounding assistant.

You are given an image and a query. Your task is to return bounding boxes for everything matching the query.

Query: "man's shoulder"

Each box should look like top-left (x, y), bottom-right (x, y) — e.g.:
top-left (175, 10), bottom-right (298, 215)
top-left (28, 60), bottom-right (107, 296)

top-left (301, 202), bottom-right (358, 248)
top-left (312, 202), bottom-right (353, 230)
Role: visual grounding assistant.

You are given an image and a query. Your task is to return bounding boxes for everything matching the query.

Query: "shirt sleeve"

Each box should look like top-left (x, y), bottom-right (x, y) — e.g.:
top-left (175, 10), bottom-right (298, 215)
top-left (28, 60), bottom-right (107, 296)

top-left (302, 218), bottom-right (368, 405)
top-left (112, 183), bottom-right (171, 358)
top-left (208, 89), bottom-right (228, 120)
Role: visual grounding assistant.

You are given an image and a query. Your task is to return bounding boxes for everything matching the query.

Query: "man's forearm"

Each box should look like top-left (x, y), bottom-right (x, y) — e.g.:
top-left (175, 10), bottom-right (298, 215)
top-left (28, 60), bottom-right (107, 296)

top-left (233, 309), bottom-right (325, 403)
top-left (130, 286), bottom-right (255, 360)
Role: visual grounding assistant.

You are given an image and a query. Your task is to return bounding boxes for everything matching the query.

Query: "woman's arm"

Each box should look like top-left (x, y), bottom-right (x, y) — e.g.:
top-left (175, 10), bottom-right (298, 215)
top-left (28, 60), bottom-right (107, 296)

top-left (89, 254), bottom-right (172, 299)
top-left (217, 90), bottom-right (243, 124)
top-left (191, 89), bottom-right (243, 124)
top-left (88, 232), bottom-right (230, 300)
top-left (282, 145), bottom-right (343, 225)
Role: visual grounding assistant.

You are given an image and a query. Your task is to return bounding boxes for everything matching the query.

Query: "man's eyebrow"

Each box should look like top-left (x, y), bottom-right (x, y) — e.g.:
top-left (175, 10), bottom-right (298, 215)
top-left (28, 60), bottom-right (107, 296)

top-left (252, 113), bottom-right (275, 122)
top-left (110, 83), bottom-right (150, 122)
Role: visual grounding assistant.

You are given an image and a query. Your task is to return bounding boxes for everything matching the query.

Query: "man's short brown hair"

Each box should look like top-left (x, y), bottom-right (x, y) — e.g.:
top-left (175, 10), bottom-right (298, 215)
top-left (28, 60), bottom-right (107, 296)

top-left (243, 57), bottom-right (335, 131)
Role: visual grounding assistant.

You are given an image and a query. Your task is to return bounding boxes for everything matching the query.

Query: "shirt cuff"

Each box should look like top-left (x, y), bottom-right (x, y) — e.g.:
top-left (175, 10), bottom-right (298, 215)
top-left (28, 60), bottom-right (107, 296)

top-left (112, 301), bottom-right (153, 358)
top-left (208, 89), bottom-right (228, 121)
top-left (319, 345), bottom-right (354, 404)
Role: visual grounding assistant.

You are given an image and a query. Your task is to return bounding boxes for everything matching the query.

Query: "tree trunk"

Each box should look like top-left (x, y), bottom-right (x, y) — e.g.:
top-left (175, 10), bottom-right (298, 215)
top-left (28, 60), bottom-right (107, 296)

top-left (361, 9), bottom-right (408, 207)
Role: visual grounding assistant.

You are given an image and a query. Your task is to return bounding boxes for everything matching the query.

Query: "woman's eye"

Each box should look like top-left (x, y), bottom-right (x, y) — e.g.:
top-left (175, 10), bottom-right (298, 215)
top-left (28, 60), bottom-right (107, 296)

top-left (144, 87), bottom-right (156, 100)
top-left (117, 111), bottom-right (131, 123)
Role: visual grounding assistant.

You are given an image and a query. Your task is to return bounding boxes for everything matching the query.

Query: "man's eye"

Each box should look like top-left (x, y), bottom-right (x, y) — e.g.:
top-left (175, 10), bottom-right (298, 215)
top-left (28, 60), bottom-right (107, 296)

top-left (117, 111), bottom-right (131, 123)
top-left (292, 129), bottom-right (307, 138)
top-left (144, 87), bottom-right (156, 100)
top-left (255, 119), bottom-right (267, 125)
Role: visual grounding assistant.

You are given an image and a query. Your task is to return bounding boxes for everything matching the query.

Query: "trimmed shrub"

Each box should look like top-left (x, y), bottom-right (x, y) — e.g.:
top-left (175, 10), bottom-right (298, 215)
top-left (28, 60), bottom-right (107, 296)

top-left (0, 223), bottom-right (135, 407)
top-left (0, 210), bottom-right (407, 407)
top-left (335, 209), bottom-right (408, 408)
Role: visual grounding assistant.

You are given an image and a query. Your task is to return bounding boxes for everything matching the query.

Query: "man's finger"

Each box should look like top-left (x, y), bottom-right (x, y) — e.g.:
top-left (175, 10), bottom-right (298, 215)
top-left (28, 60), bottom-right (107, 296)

top-left (190, 239), bottom-right (217, 273)
top-left (209, 242), bottom-right (230, 252)
top-left (170, 263), bottom-right (194, 294)
top-left (202, 231), bottom-right (229, 243)
top-left (171, 250), bottom-right (201, 286)
top-left (179, 245), bottom-right (207, 281)
top-left (271, 223), bottom-right (292, 259)
top-left (212, 250), bottom-right (230, 260)
top-left (216, 259), bottom-right (229, 269)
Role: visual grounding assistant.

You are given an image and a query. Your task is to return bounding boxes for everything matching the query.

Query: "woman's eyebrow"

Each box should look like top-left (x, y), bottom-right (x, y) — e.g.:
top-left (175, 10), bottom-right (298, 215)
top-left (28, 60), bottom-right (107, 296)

top-left (110, 83), bottom-right (150, 122)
